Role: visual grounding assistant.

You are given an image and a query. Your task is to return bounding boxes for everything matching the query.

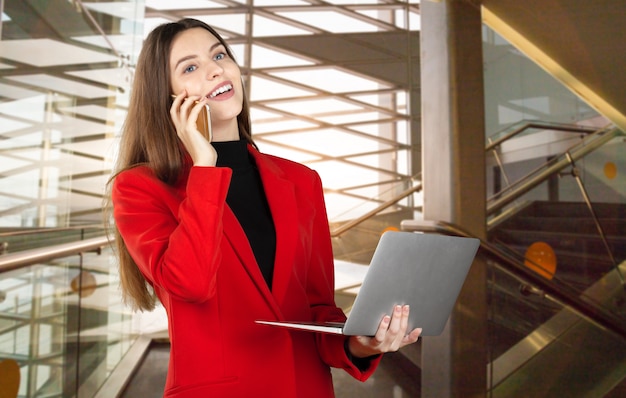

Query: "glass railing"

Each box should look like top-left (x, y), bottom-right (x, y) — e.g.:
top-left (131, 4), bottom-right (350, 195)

top-left (0, 225), bottom-right (106, 255)
top-left (0, 1), bottom-right (142, 230)
top-left (401, 219), bottom-right (626, 397)
top-left (0, 237), bottom-right (134, 397)
top-left (328, 173), bottom-right (422, 265)
top-left (486, 123), bottom-right (625, 294)
top-left (488, 258), bottom-right (626, 397)
top-left (483, 120), bottom-right (626, 395)
top-left (486, 120), bottom-right (597, 154)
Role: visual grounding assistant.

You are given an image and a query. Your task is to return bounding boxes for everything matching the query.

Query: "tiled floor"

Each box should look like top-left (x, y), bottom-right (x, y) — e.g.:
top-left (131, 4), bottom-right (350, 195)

top-left (121, 343), bottom-right (420, 398)
top-left (122, 261), bottom-right (421, 397)
top-left (332, 351), bottom-right (420, 397)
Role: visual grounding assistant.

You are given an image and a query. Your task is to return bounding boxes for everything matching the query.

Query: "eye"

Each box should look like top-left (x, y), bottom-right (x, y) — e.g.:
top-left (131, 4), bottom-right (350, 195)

top-left (183, 64), bottom-right (197, 74)
top-left (214, 52), bottom-right (226, 61)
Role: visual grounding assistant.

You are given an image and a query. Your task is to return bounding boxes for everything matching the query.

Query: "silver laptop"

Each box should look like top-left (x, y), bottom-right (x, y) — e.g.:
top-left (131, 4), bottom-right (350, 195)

top-left (256, 231), bottom-right (480, 336)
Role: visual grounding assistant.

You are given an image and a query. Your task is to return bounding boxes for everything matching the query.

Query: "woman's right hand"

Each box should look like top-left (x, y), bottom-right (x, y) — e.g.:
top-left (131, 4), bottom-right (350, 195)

top-left (170, 91), bottom-right (217, 166)
top-left (347, 305), bottom-right (421, 358)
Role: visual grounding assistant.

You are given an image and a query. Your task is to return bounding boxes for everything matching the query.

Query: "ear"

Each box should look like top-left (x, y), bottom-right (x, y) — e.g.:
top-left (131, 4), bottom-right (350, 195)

top-left (0, 359), bottom-right (20, 398)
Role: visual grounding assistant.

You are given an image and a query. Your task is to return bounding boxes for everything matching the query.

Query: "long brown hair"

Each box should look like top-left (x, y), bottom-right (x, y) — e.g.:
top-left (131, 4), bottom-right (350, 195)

top-left (104, 18), bottom-right (255, 311)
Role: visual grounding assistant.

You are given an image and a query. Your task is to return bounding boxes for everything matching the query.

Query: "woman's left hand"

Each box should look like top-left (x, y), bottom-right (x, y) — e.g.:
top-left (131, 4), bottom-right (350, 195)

top-left (347, 305), bottom-right (422, 358)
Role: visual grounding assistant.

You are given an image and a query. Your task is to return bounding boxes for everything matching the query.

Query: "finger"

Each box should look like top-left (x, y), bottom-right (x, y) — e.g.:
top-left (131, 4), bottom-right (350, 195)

top-left (179, 94), bottom-right (200, 118)
top-left (373, 315), bottom-right (391, 346)
top-left (170, 91), bottom-right (185, 122)
top-left (399, 305), bottom-right (410, 333)
top-left (396, 305), bottom-right (410, 337)
top-left (401, 328), bottom-right (422, 347)
top-left (189, 98), bottom-right (209, 137)
top-left (408, 327), bottom-right (422, 341)
top-left (172, 90), bottom-right (186, 104)
top-left (176, 96), bottom-right (203, 138)
top-left (170, 91), bottom-right (193, 129)
top-left (390, 305), bottom-right (411, 349)
top-left (381, 305), bottom-right (410, 351)
top-left (385, 306), bottom-right (407, 350)
top-left (170, 91), bottom-right (188, 112)
top-left (387, 305), bottom-right (403, 336)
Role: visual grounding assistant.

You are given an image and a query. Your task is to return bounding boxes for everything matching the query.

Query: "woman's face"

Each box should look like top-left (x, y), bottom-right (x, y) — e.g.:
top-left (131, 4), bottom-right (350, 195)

top-left (169, 28), bottom-right (243, 140)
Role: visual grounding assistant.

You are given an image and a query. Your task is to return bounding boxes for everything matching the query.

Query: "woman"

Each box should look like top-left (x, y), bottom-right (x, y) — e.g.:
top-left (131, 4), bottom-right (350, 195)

top-left (107, 18), bottom-right (421, 398)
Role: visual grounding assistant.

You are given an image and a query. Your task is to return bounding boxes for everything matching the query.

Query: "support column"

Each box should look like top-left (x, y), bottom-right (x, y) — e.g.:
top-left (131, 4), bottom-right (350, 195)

top-left (420, 0), bottom-right (487, 397)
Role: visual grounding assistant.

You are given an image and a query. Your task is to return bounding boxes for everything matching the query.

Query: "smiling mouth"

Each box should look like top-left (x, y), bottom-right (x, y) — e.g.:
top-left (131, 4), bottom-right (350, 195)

top-left (209, 84), bottom-right (233, 98)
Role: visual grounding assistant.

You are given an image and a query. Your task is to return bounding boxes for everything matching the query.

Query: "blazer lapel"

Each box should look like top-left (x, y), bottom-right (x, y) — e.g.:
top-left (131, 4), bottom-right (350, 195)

top-left (222, 206), bottom-right (285, 318)
top-left (249, 148), bottom-right (299, 308)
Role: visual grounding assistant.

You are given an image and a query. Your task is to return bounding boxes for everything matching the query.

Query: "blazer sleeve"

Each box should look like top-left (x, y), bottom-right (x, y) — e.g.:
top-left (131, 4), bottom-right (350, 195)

top-left (304, 170), bottom-right (381, 381)
top-left (112, 166), bottom-right (232, 302)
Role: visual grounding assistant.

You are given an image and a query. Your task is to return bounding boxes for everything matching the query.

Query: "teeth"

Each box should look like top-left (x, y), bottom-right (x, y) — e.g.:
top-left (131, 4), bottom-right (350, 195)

top-left (209, 84), bottom-right (233, 98)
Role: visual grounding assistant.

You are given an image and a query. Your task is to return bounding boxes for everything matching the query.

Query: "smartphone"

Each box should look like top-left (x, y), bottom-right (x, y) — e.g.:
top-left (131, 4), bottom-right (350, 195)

top-left (170, 95), bottom-right (212, 140)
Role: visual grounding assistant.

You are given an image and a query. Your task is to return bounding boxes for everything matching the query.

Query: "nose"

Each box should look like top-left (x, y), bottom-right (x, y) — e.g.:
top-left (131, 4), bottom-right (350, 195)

top-left (206, 59), bottom-right (223, 80)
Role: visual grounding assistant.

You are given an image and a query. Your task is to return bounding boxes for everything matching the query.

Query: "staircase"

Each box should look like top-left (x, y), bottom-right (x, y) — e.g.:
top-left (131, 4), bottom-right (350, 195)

top-left (487, 200), bottom-right (626, 396)
top-left (489, 201), bottom-right (626, 290)
top-left (330, 208), bottom-right (415, 265)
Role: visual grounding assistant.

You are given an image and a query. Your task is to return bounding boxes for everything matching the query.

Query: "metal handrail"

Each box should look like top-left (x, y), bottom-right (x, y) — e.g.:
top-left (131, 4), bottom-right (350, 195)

top-left (487, 125), bottom-right (622, 216)
top-left (485, 120), bottom-right (598, 152)
top-left (484, 120), bottom-right (595, 193)
top-left (565, 152), bottom-right (624, 284)
top-left (0, 236), bottom-right (110, 273)
top-left (328, 121), bottom-right (609, 239)
top-left (486, 125), bottom-right (625, 285)
top-left (400, 219), bottom-right (626, 339)
top-left (330, 179), bottom-right (423, 237)
top-left (0, 224), bottom-right (104, 238)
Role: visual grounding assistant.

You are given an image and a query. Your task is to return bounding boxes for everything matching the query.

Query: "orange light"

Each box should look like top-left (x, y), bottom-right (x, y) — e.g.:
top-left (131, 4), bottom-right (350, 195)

top-left (0, 358), bottom-right (20, 397)
top-left (604, 162), bottom-right (617, 180)
top-left (70, 271), bottom-right (98, 298)
top-left (524, 242), bottom-right (557, 280)
top-left (382, 226), bottom-right (399, 234)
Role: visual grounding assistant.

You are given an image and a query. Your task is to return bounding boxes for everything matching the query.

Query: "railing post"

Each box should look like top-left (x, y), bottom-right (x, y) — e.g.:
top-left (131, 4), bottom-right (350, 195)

top-left (565, 152), bottom-right (625, 285)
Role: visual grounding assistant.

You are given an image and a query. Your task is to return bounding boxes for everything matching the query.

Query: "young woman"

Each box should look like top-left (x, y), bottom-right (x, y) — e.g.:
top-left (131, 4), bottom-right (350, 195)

top-left (107, 18), bottom-right (421, 398)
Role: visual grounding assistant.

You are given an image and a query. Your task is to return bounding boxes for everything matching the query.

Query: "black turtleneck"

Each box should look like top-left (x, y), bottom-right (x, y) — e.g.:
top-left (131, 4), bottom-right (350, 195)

top-left (213, 140), bottom-right (276, 289)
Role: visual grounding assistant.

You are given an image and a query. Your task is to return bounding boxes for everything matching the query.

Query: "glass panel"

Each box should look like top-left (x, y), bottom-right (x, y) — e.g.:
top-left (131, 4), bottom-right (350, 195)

top-left (488, 261), bottom-right (626, 396)
top-left (274, 11), bottom-right (381, 33)
top-left (250, 44), bottom-right (315, 68)
top-left (483, 26), bottom-right (600, 138)
top-left (0, 1), bottom-right (142, 395)
top-left (0, 246), bottom-right (134, 397)
top-left (146, 0), bottom-right (226, 10)
top-left (270, 68), bottom-right (392, 93)
top-left (576, 138), bottom-right (626, 204)
top-left (483, 24), bottom-right (625, 302)
top-left (0, 1), bottom-right (143, 228)
top-left (2, 0), bottom-right (420, 233)
top-left (487, 127), bottom-right (626, 294)
top-left (0, 227), bottom-right (107, 254)
top-left (484, 24), bottom-right (626, 395)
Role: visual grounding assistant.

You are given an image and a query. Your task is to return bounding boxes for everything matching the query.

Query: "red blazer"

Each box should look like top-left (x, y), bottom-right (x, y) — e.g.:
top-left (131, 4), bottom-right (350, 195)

top-left (112, 146), bottom-right (380, 398)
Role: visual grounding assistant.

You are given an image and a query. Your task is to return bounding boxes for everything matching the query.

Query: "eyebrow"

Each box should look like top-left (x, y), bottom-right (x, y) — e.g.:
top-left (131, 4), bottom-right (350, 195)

top-left (174, 42), bottom-right (225, 70)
